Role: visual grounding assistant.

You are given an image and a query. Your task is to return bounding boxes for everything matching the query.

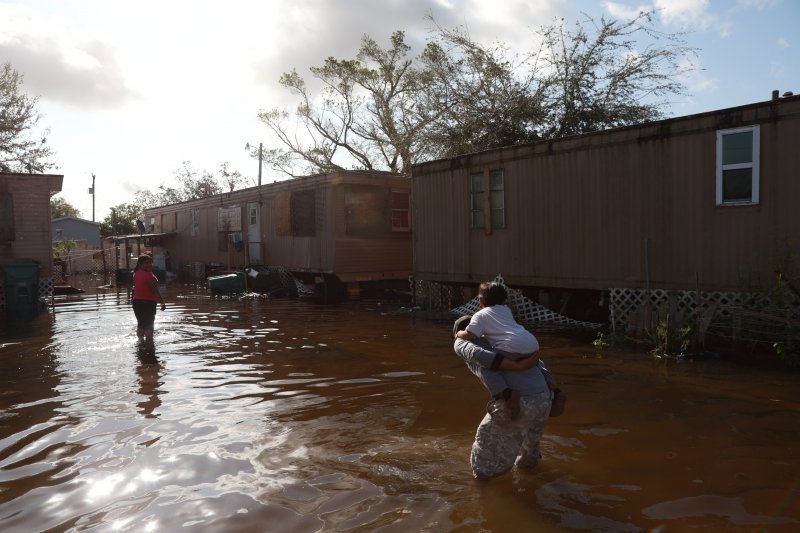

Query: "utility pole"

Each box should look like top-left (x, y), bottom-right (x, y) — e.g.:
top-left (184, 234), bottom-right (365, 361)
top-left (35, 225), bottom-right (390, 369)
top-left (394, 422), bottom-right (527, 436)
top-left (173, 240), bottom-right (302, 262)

top-left (245, 143), bottom-right (263, 186)
top-left (89, 174), bottom-right (96, 221)
top-left (258, 142), bottom-right (262, 187)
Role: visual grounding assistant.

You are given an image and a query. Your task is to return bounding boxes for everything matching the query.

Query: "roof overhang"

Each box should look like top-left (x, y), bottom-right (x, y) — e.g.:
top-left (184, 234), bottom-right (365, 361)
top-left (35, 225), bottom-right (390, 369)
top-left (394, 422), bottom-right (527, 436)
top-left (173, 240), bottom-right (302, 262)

top-left (108, 232), bottom-right (175, 246)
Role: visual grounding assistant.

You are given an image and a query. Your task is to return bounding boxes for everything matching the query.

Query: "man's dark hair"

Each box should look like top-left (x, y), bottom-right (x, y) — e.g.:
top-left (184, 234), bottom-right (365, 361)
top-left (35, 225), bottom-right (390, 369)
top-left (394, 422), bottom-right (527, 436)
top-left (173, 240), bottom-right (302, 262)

top-left (478, 282), bottom-right (507, 306)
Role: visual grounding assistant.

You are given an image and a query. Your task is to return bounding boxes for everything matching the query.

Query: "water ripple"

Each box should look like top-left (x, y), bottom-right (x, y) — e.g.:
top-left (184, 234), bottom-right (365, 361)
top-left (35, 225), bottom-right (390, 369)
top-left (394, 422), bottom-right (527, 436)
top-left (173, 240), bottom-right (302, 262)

top-left (0, 290), bottom-right (798, 531)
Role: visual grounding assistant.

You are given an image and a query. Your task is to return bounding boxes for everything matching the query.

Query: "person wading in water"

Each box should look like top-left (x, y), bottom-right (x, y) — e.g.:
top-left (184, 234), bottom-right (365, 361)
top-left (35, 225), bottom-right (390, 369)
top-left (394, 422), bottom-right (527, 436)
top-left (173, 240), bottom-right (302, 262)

top-left (132, 254), bottom-right (166, 344)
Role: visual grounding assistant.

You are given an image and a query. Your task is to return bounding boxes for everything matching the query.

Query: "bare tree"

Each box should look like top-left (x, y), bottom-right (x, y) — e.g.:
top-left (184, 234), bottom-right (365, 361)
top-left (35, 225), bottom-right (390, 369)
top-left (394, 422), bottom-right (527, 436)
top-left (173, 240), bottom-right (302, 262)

top-left (259, 10), bottom-right (696, 176)
top-left (134, 161), bottom-right (241, 209)
top-left (218, 162), bottom-right (245, 192)
top-left (259, 31), bottom-right (449, 177)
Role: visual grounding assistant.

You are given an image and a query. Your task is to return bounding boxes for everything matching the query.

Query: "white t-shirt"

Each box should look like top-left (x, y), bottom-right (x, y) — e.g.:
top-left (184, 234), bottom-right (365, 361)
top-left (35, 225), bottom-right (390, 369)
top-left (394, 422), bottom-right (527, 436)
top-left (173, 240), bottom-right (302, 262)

top-left (466, 304), bottom-right (539, 354)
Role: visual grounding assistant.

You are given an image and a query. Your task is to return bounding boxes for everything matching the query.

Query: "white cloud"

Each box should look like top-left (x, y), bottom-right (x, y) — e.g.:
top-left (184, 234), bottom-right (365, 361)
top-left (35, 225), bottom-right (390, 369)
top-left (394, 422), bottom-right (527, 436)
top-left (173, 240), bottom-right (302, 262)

top-left (27, 0), bottom-right (794, 222)
top-left (737, 0), bottom-right (780, 8)
top-left (0, 3), bottom-right (137, 108)
top-left (676, 57), bottom-right (717, 94)
top-left (653, 0), bottom-right (717, 31)
top-left (652, 0), bottom-right (738, 37)
top-left (603, 1), bottom-right (652, 20)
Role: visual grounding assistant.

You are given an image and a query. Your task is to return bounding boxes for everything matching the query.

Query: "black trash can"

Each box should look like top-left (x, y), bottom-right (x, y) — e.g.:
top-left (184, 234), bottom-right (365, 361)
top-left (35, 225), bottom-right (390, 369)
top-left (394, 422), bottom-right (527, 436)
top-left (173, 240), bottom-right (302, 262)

top-left (244, 266), bottom-right (282, 293)
top-left (2, 260), bottom-right (41, 318)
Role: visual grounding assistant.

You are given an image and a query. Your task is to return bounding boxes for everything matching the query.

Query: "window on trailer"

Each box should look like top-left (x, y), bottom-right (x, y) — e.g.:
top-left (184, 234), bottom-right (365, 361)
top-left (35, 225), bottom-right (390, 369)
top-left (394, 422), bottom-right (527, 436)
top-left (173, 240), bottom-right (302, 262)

top-left (470, 170), bottom-right (505, 230)
top-left (391, 191), bottom-right (410, 231)
top-left (490, 169), bottom-right (505, 229)
top-left (716, 125), bottom-right (760, 205)
top-left (470, 172), bottom-right (484, 229)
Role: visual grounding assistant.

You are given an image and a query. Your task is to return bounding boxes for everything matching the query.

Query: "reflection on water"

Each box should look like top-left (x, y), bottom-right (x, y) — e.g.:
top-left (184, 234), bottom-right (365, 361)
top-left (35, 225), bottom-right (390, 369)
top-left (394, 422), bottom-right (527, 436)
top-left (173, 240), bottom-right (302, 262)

top-left (0, 286), bottom-right (798, 531)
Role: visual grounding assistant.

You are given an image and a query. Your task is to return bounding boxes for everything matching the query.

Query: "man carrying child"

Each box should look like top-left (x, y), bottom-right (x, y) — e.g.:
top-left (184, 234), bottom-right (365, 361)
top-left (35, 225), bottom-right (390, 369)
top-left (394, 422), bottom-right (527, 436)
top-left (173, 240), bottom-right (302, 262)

top-left (453, 281), bottom-right (554, 480)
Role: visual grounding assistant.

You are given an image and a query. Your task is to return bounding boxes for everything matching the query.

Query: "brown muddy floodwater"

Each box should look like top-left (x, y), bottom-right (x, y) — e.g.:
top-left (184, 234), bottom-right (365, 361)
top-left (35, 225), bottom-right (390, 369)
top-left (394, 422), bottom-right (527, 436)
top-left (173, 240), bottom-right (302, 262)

top-left (0, 283), bottom-right (799, 532)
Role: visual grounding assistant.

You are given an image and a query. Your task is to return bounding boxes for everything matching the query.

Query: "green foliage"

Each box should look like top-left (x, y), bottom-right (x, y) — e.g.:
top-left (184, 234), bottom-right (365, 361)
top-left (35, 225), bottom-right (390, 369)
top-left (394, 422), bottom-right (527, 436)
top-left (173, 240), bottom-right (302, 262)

top-left (593, 331), bottom-right (630, 349)
top-left (592, 331), bottom-right (610, 348)
top-left (769, 252), bottom-right (800, 366)
top-left (100, 203), bottom-right (141, 237)
top-left (774, 340), bottom-right (800, 367)
top-left (51, 196), bottom-right (82, 219)
top-left (52, 239), bottom-right (78, 259)
top-left (651, 317), bottom-right (694, 357)
top-left (731, 242), bottom-right (800, 366)
top-left (536, 12), bottom-right (693, 138)
top-left (0, 63), bottom-right (54, 172)
top-left (50, 198), bottom-right (81, 220)
top-left (423, 20), bottom-right (546, 158)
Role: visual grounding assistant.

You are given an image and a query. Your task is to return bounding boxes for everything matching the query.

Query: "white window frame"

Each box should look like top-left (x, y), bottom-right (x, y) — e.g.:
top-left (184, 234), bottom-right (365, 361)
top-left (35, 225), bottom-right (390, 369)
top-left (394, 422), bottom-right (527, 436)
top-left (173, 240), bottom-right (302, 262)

top-left (716, 125), bottom-right (760, 206)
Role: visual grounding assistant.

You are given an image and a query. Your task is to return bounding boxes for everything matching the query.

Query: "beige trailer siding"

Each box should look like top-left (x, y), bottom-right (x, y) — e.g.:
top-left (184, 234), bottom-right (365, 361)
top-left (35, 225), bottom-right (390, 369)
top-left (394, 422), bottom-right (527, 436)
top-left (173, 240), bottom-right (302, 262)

top-left (412, 97), bottom-right (800, 291)
top-left (0, 173), bottom-right (63, 277)
top-left (145, 171), bottom-right (412, 282)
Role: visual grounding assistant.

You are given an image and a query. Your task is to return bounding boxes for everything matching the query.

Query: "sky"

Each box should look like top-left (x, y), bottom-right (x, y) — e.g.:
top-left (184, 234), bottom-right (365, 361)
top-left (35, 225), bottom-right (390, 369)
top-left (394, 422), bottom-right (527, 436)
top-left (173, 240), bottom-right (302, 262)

top-left (2, 0), bottom-right (798, 222)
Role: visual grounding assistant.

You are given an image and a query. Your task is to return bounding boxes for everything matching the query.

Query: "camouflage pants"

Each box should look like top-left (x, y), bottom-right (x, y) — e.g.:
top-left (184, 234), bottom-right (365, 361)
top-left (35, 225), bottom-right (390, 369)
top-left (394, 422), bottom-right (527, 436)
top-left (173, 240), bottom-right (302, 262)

top-left (470, 391), bottom-right (551, 480)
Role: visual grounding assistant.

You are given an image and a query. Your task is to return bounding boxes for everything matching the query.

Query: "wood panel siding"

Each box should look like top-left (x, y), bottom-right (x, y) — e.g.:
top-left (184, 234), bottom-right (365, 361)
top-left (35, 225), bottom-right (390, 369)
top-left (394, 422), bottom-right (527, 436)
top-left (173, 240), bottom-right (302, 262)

top-left (412, 96), bottom-right (800, 292)
top-left (333, 235), bottom-right (412, 282)
top-left (0, 173), bottom-right (63, 278)
top-left (144, 171), bottom-right (411, 282)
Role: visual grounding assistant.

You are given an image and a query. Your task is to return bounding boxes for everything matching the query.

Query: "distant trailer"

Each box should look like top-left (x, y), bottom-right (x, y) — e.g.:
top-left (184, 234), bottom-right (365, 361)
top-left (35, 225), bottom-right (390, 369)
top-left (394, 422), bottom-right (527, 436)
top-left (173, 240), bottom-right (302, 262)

top-left (143, 170), bottom-right (412, 285)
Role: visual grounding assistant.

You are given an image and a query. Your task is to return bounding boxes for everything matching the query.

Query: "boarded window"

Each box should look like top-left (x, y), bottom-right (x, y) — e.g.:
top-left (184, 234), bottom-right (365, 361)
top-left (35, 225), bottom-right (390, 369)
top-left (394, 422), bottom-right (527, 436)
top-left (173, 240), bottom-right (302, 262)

top-left (345, 185), bottom-right (390, 237)
top-left (217, 205), bottom-right (242, 231)
top-left (391, 191), bottom-right (410, 231)
top-left (274, 191), bottom-right (291, 236)
top-left (0, 192), bottom-right (14, 241)
top-left (161, 212), bottom-right (178, 232)
top-left (291, 190), bottom-right (316, 236)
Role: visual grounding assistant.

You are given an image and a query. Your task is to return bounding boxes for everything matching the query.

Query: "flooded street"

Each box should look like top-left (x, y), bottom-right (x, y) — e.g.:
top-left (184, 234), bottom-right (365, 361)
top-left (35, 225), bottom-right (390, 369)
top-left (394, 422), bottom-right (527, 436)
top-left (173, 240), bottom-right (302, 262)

top-left (1, 285), bottom-right (799, 532)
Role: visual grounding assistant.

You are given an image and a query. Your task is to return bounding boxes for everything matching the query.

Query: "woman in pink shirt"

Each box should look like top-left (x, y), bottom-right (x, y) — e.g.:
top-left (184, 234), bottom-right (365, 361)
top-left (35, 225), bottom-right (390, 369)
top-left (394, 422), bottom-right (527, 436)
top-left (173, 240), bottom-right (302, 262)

top-left (132, 254), bottom-right (166, 343)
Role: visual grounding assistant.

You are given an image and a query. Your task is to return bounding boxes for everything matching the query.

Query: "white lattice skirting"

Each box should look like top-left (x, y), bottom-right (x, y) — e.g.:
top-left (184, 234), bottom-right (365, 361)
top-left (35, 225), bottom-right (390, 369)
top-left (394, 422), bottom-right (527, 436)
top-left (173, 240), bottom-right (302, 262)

top-left (451, 274), bottom-right (604, 329)
top-left (40, 276), bottom-right (54, 300)
top-left (608, 287), bottom-right (800, 333)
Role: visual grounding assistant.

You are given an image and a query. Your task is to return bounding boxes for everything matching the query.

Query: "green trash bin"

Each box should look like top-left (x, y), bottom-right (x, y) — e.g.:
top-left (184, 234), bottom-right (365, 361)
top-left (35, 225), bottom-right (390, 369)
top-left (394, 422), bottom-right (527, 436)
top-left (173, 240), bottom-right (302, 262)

top-left (208, 272), bottom-right (245, 294)
top-left (2, 260), bottom-right (41, 318)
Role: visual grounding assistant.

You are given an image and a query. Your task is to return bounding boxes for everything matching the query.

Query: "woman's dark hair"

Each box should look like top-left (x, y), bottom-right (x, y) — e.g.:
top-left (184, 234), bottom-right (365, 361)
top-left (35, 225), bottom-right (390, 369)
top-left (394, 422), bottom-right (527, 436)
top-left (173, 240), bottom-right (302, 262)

top-left (134, 254), bottom-right (152, 272)
top-left (478, 282), bottom-right (507, 306)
